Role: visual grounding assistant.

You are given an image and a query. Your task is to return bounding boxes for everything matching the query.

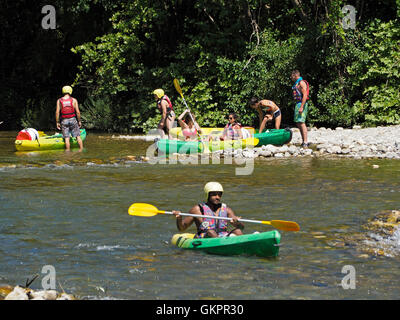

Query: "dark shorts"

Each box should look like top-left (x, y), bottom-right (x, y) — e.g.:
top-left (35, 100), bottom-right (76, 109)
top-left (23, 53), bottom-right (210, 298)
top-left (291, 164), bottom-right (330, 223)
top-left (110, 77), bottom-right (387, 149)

top-left (61, 118), bottom-right (80, 138)
top-left (273, 109), bottom-right (281, 119)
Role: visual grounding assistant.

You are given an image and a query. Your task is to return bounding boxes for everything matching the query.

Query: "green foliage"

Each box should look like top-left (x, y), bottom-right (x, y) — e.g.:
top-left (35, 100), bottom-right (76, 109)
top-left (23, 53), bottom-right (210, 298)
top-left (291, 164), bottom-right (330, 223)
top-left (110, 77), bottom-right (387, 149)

top-left (2, 0), bottom-right (399, 131)
top-left (79, 97), bottom-right (113, 130)
top-left (348, 19), bottom-right (400, 126)
top-left (20, 97), bottom-right (55, 129)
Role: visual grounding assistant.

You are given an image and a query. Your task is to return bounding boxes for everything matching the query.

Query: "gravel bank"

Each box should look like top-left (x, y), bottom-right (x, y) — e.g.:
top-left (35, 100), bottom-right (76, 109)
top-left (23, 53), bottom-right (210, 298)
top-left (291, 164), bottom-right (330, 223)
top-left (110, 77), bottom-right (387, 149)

top-left (239, 125), bottom-right (400, 159)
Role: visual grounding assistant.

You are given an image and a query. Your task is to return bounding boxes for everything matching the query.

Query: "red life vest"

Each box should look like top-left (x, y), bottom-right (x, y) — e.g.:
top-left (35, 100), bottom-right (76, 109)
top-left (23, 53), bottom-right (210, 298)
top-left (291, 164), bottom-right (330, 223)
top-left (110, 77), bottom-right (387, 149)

top-left (59, 97), bottom-right (76, 119)
top-left (292, 79), bottom-right (310, 102)
top-left (157, 95), bottom-right (173, 112)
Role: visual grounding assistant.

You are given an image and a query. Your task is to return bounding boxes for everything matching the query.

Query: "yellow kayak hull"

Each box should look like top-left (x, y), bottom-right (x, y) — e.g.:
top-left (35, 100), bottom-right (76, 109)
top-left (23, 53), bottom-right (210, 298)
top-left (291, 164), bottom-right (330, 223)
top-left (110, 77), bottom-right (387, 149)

top-left (15, 129), bottom-right (86, 151)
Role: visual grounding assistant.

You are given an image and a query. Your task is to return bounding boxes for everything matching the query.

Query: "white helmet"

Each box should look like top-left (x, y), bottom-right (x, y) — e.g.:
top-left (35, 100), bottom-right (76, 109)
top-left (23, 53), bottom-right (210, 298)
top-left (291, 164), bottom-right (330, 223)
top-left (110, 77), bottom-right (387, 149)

top-left (204, 182), bottom-right (223, 199)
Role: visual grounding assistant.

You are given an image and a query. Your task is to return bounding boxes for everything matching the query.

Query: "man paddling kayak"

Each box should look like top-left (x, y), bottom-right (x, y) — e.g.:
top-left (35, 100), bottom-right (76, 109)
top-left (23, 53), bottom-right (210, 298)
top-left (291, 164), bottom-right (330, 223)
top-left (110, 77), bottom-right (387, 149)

top-left (173, 182), bottom-right (244, 238)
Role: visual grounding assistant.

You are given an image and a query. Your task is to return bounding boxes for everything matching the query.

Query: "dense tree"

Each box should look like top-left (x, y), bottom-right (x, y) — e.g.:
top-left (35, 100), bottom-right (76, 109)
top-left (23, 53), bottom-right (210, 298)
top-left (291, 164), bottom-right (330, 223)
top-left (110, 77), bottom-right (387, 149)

top-left (1, 0), bottom-right (399, 132)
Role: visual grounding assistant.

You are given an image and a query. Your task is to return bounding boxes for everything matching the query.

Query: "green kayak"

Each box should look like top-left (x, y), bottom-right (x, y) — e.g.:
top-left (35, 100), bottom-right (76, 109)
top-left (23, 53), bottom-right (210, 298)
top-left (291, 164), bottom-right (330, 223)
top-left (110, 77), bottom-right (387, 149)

top-left (171, 230), bottom-right (281, 258)
top-left (157, 128), bottom-right (292, 155)
top-left (254, 128), bottom-right (292, 146)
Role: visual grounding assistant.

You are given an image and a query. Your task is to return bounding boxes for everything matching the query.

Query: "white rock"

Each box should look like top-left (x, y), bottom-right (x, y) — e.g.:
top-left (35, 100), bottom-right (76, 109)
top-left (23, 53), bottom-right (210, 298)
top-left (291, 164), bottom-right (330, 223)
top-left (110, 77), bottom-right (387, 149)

top-left (303, 149), bottom-right (313, 156)
top-left (278, 145), bottom-right (289, 153)
top-left (331, 146), bottom-right (342, 154)
top-left (260, 150), bottom-right (272, 157)
top-left (274, 153), bottom-right (284, 158)
top-left (56, 293), bottom-right (75, 300)
top-left (288, 145), bottom-right (298, 154)
top-left (30, 290), bottom-right (58, 300)
top-left (5, 286), bottom-right (29, 300)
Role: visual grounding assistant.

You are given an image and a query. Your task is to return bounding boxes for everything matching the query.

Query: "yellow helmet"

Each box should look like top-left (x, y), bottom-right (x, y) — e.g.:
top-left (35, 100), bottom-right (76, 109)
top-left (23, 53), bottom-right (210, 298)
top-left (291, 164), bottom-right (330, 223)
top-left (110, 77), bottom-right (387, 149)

top-left (204, 182), bottom-right (224, 198)
top-left (62, 86), bottom-right (73, 95)
top-left (153, 89), bottom-right (164, 99)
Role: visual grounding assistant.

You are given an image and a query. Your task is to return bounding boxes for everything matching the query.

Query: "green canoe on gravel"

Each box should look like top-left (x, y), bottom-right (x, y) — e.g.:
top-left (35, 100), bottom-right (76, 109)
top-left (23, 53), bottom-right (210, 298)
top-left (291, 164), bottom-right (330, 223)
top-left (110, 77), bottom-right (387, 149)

top-left (156, 128), bottom-right (292, 155)
top-left (171, 230), bottom-right (281, 258)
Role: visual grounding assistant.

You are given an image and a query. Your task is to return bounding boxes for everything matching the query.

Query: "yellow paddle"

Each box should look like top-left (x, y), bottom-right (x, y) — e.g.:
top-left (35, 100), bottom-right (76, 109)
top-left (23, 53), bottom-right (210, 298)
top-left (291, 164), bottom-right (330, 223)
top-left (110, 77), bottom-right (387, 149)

top-left (173, 78), bottom-right (197, 125)
top-left (128, 203), bottom-right (300, 232)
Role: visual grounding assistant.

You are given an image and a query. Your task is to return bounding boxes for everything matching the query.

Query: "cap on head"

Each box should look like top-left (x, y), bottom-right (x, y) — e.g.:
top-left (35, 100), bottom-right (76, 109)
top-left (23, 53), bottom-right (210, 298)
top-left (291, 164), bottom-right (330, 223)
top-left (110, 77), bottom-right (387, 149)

top-left (204, 182), bottom-right (224, 198)
top-left (153, 89), bottom-right (165, 99)
top-left (62, 86), bottom-right (73, 95)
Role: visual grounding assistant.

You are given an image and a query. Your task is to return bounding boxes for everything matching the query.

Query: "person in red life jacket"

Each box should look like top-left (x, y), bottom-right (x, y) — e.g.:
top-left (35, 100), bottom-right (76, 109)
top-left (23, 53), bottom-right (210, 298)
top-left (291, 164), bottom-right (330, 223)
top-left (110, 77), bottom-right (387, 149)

top-left (249, 97), bottom-right (282, 131)
top-left (221, 113), bottom-right (243, 141)
top-left (177, 109), bottom-right (202, 141)
top-left (153, 88), bottom-right (175, 139)
top-left (290, 70), bottom-right (310, 148)
top-left (55, 86), bottom-right (83, 151)
top-left (172, 182), bottom-right (244, 238)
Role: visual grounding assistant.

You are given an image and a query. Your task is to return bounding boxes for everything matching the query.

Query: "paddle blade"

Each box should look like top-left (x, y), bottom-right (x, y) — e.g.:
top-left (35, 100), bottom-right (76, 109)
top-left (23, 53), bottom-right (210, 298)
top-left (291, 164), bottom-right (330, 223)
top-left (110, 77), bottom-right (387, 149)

top-left (173, 78), bottom-right (183, 97)
top-left (269, 220), bottom-right (300, 232)
top-left (128, 203), bottom-right (160, 217)
top-left (243, 137), bottom-right (259, 147)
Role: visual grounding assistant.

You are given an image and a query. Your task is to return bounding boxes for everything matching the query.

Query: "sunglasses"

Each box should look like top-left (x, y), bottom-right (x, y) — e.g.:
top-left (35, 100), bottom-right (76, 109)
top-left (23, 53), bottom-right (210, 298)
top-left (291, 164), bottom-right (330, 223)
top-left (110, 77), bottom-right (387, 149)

top-left (228, 117), bottom-right (234, 120)
top-left (209, 191), bottom-right (223, 197)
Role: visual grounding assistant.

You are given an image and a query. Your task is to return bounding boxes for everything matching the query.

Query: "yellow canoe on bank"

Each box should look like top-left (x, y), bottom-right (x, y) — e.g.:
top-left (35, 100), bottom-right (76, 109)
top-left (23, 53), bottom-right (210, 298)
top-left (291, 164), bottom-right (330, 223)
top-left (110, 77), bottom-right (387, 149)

top-left (15, 129), bottom-right (86, 151)
top-left (169, 127), bottom-right (255, 140)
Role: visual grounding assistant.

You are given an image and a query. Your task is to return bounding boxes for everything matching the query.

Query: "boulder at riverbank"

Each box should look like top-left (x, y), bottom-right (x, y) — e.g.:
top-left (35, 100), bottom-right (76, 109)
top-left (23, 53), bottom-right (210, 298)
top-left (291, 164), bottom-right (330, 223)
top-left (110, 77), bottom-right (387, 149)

top-left (241, 125), bottom-right (400, 160)
top-left (0, 285), bottom-right (75, 300)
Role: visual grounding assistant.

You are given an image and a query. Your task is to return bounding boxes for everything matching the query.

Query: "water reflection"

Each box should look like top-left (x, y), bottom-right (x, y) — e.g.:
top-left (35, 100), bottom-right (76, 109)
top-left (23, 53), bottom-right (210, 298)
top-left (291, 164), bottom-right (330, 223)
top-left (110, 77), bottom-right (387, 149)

top-left (0, 131), bottom-right (400, 299)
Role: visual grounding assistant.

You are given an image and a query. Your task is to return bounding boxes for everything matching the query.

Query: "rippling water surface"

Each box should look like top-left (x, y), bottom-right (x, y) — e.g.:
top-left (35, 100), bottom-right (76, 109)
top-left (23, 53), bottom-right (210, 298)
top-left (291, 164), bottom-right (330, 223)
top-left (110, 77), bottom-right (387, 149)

top-left (1, 131), bottom-right (400, 299)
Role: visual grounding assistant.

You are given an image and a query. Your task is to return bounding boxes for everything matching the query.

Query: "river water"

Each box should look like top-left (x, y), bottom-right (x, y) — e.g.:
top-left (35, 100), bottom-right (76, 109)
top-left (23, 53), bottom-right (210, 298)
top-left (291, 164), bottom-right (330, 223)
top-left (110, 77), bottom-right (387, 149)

top-left (1, 131), bottom-right (400, 299)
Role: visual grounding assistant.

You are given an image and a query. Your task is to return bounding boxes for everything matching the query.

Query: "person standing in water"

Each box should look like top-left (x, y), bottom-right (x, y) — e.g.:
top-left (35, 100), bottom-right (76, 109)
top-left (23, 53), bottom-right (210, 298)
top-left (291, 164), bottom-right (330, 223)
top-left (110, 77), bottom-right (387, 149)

top-left (55, 85), bottom-right (83, 151)
top-left (153, 88), bottom-right (176, 139)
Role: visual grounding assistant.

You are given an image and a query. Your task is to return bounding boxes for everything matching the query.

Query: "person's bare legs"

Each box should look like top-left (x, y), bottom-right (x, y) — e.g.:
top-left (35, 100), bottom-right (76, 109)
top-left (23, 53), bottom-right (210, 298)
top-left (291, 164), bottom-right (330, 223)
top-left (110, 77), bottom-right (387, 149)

top-left (166, 115), bottom-right (175, 139)
top-left (76, 136), bottom-right (83, 151)
top-left (65, 137), bottom-right (71, 151)
top-left (275, 115), bottom-right (281, 129)
top-left (259, 116), bottom-right (270, 133)
top-left (296, 122), bottom-right (308, 145)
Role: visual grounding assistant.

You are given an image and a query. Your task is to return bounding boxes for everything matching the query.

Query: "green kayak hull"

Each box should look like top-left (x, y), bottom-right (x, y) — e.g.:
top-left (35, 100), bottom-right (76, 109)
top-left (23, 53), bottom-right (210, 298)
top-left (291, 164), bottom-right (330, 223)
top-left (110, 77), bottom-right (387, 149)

top-left (157, 128), bottom-right (292, 154)
top-left (254, 128), bottom-right (292, 146)
top-left (171, 230), bottom-right (281, 258)
top-left (156, 139), bottom-right (204, 154)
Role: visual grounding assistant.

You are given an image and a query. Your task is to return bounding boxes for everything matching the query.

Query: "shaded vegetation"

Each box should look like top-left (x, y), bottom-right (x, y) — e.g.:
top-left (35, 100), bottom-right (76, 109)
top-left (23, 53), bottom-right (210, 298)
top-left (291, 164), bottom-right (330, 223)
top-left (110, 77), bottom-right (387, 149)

top-left (1, 0), bottom-right (399, 132)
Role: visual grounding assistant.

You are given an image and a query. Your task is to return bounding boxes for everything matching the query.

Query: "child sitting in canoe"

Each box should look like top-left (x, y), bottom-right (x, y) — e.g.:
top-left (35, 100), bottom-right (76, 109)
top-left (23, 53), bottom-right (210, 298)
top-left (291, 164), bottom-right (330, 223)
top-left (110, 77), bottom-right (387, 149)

top-left (177, 109), bottom-right (202, 141)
